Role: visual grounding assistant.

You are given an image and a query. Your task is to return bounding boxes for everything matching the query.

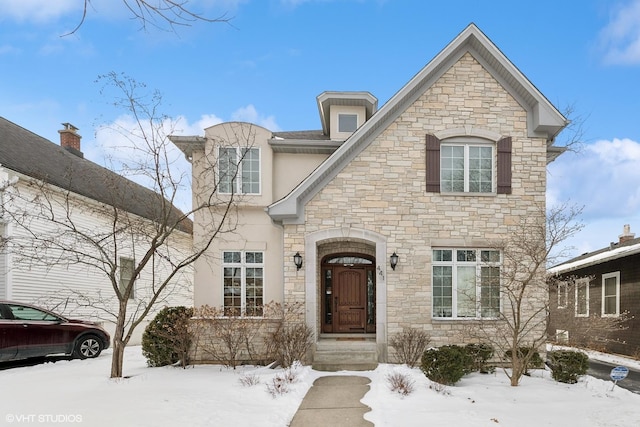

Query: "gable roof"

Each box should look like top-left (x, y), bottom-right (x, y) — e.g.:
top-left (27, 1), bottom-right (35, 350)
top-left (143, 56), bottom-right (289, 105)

top-left (548, 236), bottom-right (640, 275)
top-left (0, 116), bottom-right (192, 234)
top-left (267, 23), bottom-right (568, 224)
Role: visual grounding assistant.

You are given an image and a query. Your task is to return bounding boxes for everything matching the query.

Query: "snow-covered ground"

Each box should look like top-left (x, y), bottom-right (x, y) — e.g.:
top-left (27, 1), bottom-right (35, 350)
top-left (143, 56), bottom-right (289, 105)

top-left (1, 346), bottom-right (639, 427)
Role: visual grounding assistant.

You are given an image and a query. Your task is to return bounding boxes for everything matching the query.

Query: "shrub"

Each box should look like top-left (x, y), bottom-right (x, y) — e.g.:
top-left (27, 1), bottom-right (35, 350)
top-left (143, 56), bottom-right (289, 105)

top-left (266, 365), bottom-right (300, 397)
top-left (265, 302), bottom-right (313, 367)
top-left (421, 345), bottom-right (471, 385)
top-left (387, 371), bottom-right (415, 396)
top-left (547, 350), bottom-right (589, 384)
top-left (239, 372), bottom-right (261, 387)
top-left (465, 343), bottom-right (495, 374)
top-left (504, 347), bottom-right (544, 374)
top-left (389, 328), bottom-right (431, 368)
top-left (142, 306), bottom-right (193, 368)
top-left (192, 305), bottom-right (270, 368)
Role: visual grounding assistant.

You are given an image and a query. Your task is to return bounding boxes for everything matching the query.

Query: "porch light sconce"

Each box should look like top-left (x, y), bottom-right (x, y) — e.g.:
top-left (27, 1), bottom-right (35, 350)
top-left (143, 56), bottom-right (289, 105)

top-left (390, 252), bottom-right (399, 271)
top-left (293, 252), bottom-right (303, 271)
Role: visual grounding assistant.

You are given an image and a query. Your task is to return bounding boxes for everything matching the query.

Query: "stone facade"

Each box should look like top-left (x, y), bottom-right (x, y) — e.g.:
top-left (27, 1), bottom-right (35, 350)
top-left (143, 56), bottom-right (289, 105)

top-left (173, 24), bottom-right (565, 365)
top-left (285, 53), bottom-right (548, 354)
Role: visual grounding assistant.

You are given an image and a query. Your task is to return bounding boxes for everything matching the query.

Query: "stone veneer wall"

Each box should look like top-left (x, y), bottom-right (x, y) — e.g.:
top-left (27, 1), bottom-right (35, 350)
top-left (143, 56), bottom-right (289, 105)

top-left (189, 318), bottom-right (284, 365)
top-left (283, 53), bottom-right (549, 359)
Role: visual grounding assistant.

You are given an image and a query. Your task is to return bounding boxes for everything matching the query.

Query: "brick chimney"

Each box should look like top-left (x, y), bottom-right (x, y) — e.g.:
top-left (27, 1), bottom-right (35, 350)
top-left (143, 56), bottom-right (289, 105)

top-left (619, 224), bottom-right (635, 244)
top-left (58, 123), bottom-right (83, 157)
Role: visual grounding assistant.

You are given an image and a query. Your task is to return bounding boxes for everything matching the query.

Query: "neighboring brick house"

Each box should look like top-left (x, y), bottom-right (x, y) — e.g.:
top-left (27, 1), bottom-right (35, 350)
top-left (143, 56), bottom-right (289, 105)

top-left (548, 225), bottom-right (640, 357)
top-left (171, 24), bottom-right (567, 367)
top-left (0, 118), bottom-right (193, 344)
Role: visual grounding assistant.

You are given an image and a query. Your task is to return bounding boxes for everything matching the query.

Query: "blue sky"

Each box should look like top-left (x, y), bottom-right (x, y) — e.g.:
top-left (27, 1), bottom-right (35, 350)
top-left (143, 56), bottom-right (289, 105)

top-left (1, 0), bottom-right (640, 261)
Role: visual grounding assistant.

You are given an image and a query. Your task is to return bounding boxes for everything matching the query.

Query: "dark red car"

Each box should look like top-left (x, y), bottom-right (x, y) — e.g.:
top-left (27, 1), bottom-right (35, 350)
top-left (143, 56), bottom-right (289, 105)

top-left (0, 301), bottom-right (110, 361)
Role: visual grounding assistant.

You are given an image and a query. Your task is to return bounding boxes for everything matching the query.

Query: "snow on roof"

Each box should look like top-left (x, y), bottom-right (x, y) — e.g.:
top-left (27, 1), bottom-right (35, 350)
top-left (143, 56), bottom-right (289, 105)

top-left (548, 241), bottom-right (640, 275)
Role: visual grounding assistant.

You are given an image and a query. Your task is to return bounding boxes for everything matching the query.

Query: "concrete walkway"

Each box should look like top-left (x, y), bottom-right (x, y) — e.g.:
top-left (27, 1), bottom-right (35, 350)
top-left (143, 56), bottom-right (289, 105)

top-left (289, 376), bottom-right (373, 427)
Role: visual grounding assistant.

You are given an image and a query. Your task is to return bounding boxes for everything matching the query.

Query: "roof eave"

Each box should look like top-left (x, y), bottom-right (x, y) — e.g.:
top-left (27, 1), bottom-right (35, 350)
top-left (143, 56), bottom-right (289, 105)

top-left (268, 139), bottom-right (342, 154)
top-left (168, 135), bottom-right (206, 160)
top-left (268, 23), bottom-right (568, 223)
top-left (548, 245), bottom-right (640, 275)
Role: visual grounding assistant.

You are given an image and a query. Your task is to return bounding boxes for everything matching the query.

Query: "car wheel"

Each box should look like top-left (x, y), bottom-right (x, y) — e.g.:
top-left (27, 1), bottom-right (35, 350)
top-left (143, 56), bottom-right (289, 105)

top-left (74, 335), bottom-right (103, 359)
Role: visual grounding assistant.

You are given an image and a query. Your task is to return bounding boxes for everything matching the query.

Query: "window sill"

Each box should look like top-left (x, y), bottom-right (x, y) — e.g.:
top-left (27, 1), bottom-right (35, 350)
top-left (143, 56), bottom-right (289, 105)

top-left (438, 191), bottom-right (496, 197)
top-left (431, 317), bottom-right (500, 321)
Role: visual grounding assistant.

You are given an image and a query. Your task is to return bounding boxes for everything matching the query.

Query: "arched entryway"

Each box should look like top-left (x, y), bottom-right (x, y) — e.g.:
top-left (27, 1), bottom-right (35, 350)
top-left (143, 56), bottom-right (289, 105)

top-left (321, 254), bottom-right (375, 334)
top-left (304, 227), bottom-right (389, 362)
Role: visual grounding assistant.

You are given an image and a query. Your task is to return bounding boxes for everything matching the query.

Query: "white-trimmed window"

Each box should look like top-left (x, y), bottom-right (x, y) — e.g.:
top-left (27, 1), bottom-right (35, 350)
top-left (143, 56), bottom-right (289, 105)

top-left (338, 113), bottom-right (358, 133)
top-left (432, 249), bottom-right (501, 319)
top-left (575, 278), bottom-right (589, 317)
top-left (557, 281), bottom-right (568, 308)
top-left (218, 147), bottom-right (260, 194)
top-left (555, 329), bottom-right (569, 343)
top-left (119, 257), bottom-right (135, 300)
top-left (223, 251), bottom-right (264, 316)
top-left (440, 143), bottom-right (493, 193)
top-left (602, 272), bottom-right (620, 317)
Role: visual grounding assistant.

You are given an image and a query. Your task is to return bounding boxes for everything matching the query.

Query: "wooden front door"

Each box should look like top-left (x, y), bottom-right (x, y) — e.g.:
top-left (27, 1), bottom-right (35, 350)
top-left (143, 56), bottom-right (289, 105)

top-left (333, 267), bottom-right (367, 332)
top-left (321, 254), bottom-right (375, 334)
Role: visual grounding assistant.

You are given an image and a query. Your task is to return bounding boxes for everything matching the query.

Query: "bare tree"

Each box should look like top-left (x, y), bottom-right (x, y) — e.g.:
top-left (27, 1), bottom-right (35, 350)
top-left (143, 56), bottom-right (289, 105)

top-left (466, 202), bottom-right (584, 386)
top-left (64, 0), bottom-right (231, 36)
top-left (557, 103), bottom-right (589, 154)
top-left (0, 71), bottom-right (254, 378)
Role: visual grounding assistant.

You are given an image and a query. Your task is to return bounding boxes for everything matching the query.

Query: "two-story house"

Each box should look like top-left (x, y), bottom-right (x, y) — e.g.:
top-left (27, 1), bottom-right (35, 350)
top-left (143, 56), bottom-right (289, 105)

top-left (171, 24), bottom-right (567, 368)
top-left (548, 225), bottom-right (640, 357)
top-left (0, 118), bottom-right (193, 344)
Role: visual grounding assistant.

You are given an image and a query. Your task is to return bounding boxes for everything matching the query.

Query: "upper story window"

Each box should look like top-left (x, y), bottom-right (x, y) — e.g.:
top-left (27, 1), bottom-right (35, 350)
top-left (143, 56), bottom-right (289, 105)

top-left (426, 134), bottom-right (512, 195)
top-left (432, 248), bottom-right (501, 319)
top-left (441, 144), bottom-right (493, 193)
top-left (218, 147), bottom-right (260, 195)
top-left (338, 114), bottom-right (358, 133)
top-left (602, 272), bottom-right (620, 317)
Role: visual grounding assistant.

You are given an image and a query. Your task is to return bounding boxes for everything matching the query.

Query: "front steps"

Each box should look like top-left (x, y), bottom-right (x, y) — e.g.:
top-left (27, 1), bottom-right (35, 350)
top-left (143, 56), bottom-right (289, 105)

top-left (312, 335), bottom-right (378, 371)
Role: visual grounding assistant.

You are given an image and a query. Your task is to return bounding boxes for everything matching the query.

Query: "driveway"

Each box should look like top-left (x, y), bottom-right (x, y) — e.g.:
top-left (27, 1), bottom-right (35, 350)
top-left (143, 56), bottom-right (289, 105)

top-left (588, 359), bottom-right (640, 394)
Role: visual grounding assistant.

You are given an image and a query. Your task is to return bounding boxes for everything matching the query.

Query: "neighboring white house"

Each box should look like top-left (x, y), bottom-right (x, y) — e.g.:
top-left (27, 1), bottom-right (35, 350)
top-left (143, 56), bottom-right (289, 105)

top-left (171, 24), bottom-right (568, 368)
top-left (0, 118), bottom-right (193, 344)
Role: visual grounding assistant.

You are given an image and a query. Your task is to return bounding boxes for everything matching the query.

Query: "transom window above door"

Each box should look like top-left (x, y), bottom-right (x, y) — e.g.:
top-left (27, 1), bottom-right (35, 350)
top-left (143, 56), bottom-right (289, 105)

top-left (326, 255), bottom-right (373, 265)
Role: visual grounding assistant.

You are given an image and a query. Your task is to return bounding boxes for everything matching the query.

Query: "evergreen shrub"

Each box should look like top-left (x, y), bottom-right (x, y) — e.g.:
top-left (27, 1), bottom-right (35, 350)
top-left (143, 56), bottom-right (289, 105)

top-left (421, 345), bottom-right (471, 385)
top-left (547, 350), bottom-right (589, 384)
top-left (142, 306), bottom-right (193, 367)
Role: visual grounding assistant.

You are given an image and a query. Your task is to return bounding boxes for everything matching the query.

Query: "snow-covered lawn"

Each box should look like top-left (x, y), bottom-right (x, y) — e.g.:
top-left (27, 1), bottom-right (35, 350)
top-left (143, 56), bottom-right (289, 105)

top-left (1, 346), bottom-right (639, 427)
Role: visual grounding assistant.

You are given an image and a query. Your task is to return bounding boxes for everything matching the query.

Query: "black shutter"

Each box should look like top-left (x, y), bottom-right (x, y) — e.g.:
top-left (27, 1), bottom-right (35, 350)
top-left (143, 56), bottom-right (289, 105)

top-left (497, 136), bottom-right (512, 194)
top-left (426, 134), bottom-right (440, 193)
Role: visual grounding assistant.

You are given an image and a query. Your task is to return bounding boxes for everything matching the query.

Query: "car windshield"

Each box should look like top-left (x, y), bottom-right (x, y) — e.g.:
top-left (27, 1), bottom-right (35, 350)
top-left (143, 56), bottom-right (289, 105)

top-left (8, 305), bottom-right (61, 321)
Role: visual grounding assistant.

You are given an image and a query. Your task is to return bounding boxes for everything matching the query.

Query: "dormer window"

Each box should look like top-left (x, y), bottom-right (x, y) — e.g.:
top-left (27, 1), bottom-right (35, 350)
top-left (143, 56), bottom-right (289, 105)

top-left (338, 114), bottom-right (358, 133)
top-left (316, 91), bottom-right (378, 141)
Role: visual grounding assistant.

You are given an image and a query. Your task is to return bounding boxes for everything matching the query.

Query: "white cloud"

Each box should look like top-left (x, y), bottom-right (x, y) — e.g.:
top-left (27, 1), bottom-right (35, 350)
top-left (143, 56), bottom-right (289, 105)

top-left (231, 105), bottom-right (280, 131)
top-left (1, 0), bottom-right (79, 23)
top-left (90, 114), bottom-right (196, 213)
top-left (547, 138), bottom-right (640, 259)
top-left (598, 0), bottom-right (640, 65)
top-left (173, 114), bottom-right (224, 135)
